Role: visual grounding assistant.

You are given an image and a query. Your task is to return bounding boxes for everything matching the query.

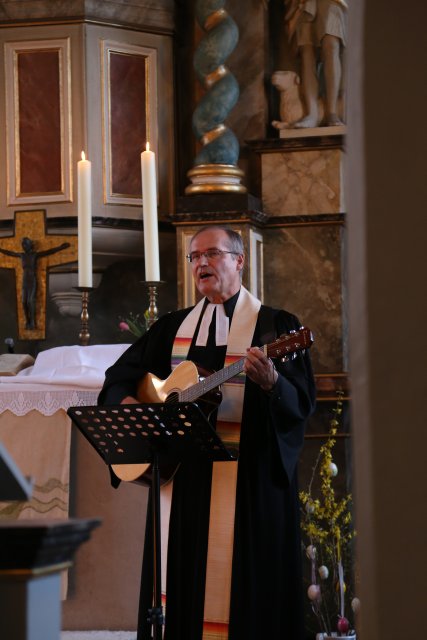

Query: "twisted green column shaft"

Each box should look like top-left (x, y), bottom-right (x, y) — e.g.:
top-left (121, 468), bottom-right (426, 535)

top-left (192, 0), bottom-right (240, 166)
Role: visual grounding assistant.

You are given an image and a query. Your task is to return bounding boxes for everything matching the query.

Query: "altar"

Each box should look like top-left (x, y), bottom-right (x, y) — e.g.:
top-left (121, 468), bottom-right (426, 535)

top-left (0, 344), bottom-right (130, 523)
top-left (0, 343), bottom-right (149, 629)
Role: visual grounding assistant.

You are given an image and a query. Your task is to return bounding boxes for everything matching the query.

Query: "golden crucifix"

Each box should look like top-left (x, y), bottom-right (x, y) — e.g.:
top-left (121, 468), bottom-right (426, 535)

top-left (0, 210), bottom-right (78, 340)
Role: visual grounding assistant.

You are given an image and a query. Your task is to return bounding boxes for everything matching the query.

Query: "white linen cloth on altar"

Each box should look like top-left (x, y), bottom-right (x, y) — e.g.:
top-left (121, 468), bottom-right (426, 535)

top-left (0, 344), bottom-right (130, 516)
top-left (0, 344), bottom-right (131, 414)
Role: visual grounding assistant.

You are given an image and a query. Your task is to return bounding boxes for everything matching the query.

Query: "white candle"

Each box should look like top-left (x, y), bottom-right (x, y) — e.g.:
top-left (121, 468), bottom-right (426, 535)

top-left (141, 142), bottom-right (160, 281)
top-left (77, 151), bottom-right (93, 287)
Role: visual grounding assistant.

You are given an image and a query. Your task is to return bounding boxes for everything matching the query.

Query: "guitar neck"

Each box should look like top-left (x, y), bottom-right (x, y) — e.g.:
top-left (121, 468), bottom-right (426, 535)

top-left (179, 357), bottom-right (245, 403)
top-left (176, 326), bottom-right (313, 405)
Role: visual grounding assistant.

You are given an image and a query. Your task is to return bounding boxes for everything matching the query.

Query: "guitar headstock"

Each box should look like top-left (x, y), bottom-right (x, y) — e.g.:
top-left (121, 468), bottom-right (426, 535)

top-left (266, 327), bottom-right (313, 359)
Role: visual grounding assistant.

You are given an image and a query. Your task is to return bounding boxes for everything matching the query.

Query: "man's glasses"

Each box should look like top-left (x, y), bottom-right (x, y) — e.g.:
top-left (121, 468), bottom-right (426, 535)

top-left (186, 249), bottom-right (239, 263)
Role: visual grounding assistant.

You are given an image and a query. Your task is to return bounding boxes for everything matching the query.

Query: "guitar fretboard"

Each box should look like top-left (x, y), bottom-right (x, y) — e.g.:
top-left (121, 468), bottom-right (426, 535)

top-left (175, 327), bottom-right (313, 403)
top-left (179, 357), bottom-right (245, 403)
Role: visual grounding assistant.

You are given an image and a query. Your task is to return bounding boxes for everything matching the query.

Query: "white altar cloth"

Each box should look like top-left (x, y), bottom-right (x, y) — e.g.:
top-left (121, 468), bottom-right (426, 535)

top-left (0, 343), bottom-right (131, 392)
top-left (0, 344), bottom-right (131, 415)
top-left (0, 344), bottom-right (130, 518)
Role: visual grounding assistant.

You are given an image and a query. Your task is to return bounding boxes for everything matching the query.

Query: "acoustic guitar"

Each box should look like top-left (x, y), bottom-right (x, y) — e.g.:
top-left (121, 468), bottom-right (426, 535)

top-left (111, 326), bottom-right (313, 485)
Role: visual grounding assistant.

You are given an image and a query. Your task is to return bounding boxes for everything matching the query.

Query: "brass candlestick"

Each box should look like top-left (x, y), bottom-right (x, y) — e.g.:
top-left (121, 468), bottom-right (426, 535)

top-left (75, 287), bottom-right (93, 346)
top-left (143, 281), bottom-right (164, 330)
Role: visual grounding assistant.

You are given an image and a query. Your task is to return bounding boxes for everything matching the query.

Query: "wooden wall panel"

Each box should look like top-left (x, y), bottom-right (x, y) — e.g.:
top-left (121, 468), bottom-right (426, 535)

top-left (5, 38), bottom-right (72, 205)
top-left (110, 51), bottom-right (147, 197)
top-left (102, 40), bottom-right (158, 206)
top-left (18, 50), bottom-right (62, 195)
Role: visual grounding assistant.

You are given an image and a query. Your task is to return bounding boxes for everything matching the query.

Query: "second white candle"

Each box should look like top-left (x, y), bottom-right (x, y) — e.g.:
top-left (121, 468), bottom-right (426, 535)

top-left (77, 151), bottom-right (93, 287)
top-left (141, 142), bottom-right (160, 281)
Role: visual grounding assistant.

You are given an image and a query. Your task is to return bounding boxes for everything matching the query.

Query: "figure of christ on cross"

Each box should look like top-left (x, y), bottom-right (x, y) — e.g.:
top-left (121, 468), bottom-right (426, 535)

top-left (0, 237), bottom-right (70, 329)
top-left (0, 211), bottom-right (78, 340)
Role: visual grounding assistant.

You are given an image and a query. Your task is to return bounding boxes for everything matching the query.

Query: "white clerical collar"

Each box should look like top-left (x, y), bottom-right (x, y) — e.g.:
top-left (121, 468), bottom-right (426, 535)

top-left (195, 302), bottom-right (229, 347)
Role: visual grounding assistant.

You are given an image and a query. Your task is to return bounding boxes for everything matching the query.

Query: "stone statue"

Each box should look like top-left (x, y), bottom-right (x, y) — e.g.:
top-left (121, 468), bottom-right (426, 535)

top-left (271, 70), bottom-right (306, 129)
top-left (0, 237), bottom-right (70, 330)
top-left (283, 0), bottom-right (348, 128)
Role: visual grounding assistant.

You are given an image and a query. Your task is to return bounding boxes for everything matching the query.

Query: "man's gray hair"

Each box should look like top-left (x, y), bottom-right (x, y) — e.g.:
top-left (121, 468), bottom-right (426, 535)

top-left (190, 225), bottom-right (244, 256)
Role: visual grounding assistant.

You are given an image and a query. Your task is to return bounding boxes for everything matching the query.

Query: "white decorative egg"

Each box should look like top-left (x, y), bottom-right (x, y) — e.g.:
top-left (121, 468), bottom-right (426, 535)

top-left (318, 565), bottom-right (329, 580)
top-left (306, 544), bottom-right (316, 560)
top-left (328, 462), bottom-right (338, 476)
top-left (351, 597), bottom-right (361, 612)
top-left (307, 584), bottom-right (321, 601)
top-left (305, 500), bottom-right (315, 514)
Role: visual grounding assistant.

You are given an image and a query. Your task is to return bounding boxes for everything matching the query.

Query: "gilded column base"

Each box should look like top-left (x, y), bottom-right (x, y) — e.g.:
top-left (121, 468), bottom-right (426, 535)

top-left (185, 164), bottom-right (247, 195)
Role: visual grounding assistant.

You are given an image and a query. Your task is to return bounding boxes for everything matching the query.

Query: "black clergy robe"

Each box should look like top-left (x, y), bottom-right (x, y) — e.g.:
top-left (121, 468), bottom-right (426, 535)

top-left (98, 293), bottom-right (316, 640)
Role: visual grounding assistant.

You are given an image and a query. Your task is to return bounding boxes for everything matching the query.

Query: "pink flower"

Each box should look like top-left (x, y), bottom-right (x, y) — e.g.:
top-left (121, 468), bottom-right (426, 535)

top-left (119, 321), bottom-right (129, 332)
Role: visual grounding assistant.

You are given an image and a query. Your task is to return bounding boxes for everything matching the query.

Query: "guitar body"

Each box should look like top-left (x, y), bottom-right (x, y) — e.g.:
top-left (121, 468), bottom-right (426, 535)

top-left (111, 361), bottom-right (221, 487)
top-left (109, 327), bottom-right (313, 486)
top-left (137, 360), bottom-right (200, 403)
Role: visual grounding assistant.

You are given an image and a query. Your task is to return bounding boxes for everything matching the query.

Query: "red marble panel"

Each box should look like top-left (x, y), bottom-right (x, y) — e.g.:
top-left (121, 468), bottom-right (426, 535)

top-left (110, 51), bottom-right (147, 197)
top-left (18, 50), bottom-right (62, 195)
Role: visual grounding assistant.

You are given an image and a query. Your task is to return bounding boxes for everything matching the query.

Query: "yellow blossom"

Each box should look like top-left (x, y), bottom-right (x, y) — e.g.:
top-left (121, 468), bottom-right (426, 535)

top-left (299, 392), bottom-right (356, 634)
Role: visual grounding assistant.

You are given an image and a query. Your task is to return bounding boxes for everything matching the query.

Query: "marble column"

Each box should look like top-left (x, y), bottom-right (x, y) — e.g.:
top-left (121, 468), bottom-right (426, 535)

top-left (186, 0), bottom-right (246, 194)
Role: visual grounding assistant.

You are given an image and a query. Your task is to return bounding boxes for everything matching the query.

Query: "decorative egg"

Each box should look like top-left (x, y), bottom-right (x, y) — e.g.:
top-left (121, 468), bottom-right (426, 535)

top-left (336, 580), bottom-right (347, 592)
top-left (305, 500), bottom-right (315, 514)
top-left (306, 545), bottom-right (317, 560)
top-left (351, 597), bottom-right (361, 612)
top-left (307, 584), bottom-right (321, 601)
top-left (337, 616), bottom-right (350, 633)
top-left (318, 565), bottom-right (329, 580)
top-left (328, 462), bottom-right (338, 476)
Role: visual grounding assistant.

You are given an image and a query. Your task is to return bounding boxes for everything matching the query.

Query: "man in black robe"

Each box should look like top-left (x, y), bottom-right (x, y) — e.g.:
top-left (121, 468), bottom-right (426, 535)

top-left (98, 225), bottom-right (316, 640)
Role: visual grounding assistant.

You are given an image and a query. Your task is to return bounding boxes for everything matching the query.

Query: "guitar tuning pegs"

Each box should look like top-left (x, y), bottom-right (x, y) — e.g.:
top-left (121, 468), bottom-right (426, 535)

top-left (281, 352), bottom-right (297, 363)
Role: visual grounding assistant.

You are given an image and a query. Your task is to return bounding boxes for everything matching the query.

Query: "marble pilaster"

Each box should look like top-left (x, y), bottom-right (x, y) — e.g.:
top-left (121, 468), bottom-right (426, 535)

top-left (248, 135), bottom-right (345, 217)
top-left (263, 222), bottom-right (345, 373)
top-left (263, 147), bottom-right (344, 216)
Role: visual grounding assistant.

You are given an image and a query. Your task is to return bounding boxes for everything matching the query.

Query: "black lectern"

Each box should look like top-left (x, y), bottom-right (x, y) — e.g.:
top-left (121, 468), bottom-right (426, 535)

top-left (67, 401), bottom-right (236, 640)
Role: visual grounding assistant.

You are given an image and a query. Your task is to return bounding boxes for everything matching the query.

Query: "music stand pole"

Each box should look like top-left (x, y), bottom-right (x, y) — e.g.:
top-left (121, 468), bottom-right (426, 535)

top-left (148, 451), bottom-right (164, 639)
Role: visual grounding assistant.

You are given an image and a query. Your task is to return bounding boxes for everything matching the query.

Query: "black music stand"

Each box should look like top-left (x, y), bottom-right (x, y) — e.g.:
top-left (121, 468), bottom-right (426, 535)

top-left (0, 442), bottom-right (33, 501)
top-left (67, 401), bottom-right (236, 640)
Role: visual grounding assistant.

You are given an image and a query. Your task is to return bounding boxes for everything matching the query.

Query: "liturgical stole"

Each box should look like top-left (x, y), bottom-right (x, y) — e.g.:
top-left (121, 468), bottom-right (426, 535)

top-left (163, 286), bottom-right (261, 639)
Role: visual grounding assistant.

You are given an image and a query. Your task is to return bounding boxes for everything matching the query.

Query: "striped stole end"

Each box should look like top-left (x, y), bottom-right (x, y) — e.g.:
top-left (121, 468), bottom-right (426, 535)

top-left (216, 420), bottom-right (241, 447)
top-left (203, 620), bottom-right (229, 639)
top-left (223, 354), bottom-right (245, 385)
top-left (171, 337), bottom-right (193, 368)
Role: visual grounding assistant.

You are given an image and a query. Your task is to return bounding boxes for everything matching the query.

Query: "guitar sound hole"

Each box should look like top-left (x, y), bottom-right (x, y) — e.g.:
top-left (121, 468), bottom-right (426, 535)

top-left (166, 392), bottom-right (179, 403)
